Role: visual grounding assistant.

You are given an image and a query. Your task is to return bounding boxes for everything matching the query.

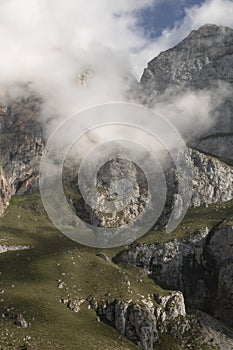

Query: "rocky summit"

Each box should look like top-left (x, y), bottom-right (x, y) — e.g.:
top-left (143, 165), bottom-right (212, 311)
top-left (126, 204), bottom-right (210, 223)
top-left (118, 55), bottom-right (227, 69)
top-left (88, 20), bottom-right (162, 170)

top-left (140, 24), bottom-right (233, 161)
top-left (141, 24), bottom-right (233, 92)
top-left (0, 24), bottom-right (233, 350)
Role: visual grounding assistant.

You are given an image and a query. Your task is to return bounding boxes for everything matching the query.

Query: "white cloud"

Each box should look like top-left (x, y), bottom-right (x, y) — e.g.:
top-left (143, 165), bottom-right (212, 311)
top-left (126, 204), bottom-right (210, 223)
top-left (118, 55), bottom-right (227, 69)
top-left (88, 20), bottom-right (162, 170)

top-left (151, 82), bottom-right (233, 139)
top-left (0, 0), bottom-right (153, 83)
top-left (0, 0), bottom-right (232, 85)
top-left (186, 0), bottom-right (233, 28)
top-left (0, 0), bottom-right (232, 136)
top-left (0, 0), bottom-right (158, 126)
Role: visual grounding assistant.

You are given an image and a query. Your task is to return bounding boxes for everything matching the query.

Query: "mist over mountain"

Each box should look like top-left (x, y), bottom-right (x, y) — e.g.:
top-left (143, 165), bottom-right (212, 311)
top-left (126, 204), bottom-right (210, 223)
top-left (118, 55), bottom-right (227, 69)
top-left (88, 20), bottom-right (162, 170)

top-left (0, 22), bottom-right (233, 350)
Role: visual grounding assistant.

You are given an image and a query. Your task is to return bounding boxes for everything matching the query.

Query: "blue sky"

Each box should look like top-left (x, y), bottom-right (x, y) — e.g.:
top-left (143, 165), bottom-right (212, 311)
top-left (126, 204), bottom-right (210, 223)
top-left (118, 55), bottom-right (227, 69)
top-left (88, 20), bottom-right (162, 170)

top-left (137, 0), bottom-right (205, 38)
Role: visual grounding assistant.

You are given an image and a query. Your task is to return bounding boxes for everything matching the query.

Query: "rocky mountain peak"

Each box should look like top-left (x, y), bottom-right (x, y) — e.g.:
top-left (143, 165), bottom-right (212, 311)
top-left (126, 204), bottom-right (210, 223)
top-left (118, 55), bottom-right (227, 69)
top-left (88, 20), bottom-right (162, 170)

top-left (188, 23), bottom-right (233, 40)
top-left (141, 24), bottom-right (233, 92)
top-left (140, 24), bottom-right (233, 161)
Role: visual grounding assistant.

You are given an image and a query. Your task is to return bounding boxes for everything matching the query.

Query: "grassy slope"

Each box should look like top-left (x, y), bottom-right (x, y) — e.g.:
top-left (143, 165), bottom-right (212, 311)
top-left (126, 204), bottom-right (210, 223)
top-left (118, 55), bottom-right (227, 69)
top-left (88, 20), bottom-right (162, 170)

top-left (0, 192), bottom-right (232, 349)
top-left (139, 199), bottom-right (233, 245)
top-left (0, 193), bottom-right (166, 350)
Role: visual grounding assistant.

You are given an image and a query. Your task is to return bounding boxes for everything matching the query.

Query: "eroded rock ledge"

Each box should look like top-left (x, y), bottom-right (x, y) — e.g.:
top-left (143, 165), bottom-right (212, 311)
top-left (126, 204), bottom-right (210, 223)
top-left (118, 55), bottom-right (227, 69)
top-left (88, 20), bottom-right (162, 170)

top-left (114, 224), bottom-right (233, 329)
top-left (88, 292), bottom-right (188, 350)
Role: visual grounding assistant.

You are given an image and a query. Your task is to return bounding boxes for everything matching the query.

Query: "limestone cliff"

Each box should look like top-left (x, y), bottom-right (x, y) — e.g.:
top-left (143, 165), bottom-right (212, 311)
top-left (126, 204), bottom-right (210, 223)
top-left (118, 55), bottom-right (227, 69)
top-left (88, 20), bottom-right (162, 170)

top-left (114, 223), bottom-right (233, 329)
top-left (88, 292), bottom-right (189, 350)
top-left (189, 148), bottom-right (233, 207)
top-left (0, 89), bottom-right (44, 215)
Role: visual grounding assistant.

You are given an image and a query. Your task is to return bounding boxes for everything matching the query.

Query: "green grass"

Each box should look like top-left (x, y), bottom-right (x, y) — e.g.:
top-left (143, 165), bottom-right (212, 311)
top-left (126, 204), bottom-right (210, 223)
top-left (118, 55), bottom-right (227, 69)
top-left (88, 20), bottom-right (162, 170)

top-left (1, 192), bottom-right (233, 349)
top-left (0, 192), bottom-right (167, 350)
top-left (155, 334), bottom-right (182, 350)
top-left (138, 198), bottom-right (233, 245)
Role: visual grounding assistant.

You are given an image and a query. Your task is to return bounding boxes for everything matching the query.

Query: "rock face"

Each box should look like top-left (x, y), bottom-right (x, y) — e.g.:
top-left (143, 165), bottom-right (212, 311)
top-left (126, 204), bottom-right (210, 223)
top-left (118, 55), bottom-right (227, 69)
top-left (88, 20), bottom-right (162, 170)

top-left (114, 224), bottom-right (233, 328)
top-left (114, 228), bottom-right (209, 301)
top-left (155, 148), bottom-right (233, 229)
top-left (141, 24), bottom-right (233, 93)
top-left (2, 90), bottom-right (233, 229)
top-left (97, 300), bottom-right (158, 350)
top-left (89, 292), bottom-right (188, 350)
top-left (189, 148), bottom-right (233, 207)
top-left (140, 24), bottom-right (233, 160)
top-left (206, 225), bottom-right (233, 327)
top-left (70, 158), bottom-right (149, 228)
top-left (69, 149), bottom-right (233, 230)
top-left (0, 89), bottom-right (44, 215)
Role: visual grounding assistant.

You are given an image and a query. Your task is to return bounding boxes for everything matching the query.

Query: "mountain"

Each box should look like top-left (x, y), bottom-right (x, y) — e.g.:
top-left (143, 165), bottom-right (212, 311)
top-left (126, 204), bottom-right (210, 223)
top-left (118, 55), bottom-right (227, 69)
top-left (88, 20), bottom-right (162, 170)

top-left (140, 24), bottom-right (233, 162)
top-left (141, 24), bottom-right (233, 92)
top-left (0, 24), bottom-right (233, 350)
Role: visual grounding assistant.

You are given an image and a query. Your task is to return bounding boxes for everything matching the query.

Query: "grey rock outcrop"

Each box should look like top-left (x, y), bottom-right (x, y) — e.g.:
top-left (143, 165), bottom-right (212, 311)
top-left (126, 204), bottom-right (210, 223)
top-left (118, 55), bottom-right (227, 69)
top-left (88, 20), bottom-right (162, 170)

top-left (14, 313), bottom-right (29, 328)
top-left (71, 158), bottom-right (149, 228)
top-left (60, 297), bottom-right (86, 313)
top-left (158, 148), bottom-right (233, 228)
top-left (0, 245), bottom-right (30, 254)
top-left (102, 301), bottom-right (158, 350)
top-left (114, 228), bottom-right (209, 297)
top-left (114, 224), bottom-right (233, 329)
top-left (90, 292), bottom-right (188, 350)
top-left (189, 148), bottom-right (233, 207)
